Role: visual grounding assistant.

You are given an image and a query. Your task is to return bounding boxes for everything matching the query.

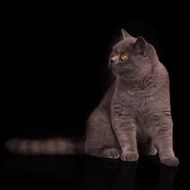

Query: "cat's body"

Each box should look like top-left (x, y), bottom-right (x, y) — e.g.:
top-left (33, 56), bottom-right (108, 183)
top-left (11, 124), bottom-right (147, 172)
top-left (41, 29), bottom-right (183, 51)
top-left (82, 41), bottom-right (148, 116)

top-left (6, 29), bottom-right (179, 166)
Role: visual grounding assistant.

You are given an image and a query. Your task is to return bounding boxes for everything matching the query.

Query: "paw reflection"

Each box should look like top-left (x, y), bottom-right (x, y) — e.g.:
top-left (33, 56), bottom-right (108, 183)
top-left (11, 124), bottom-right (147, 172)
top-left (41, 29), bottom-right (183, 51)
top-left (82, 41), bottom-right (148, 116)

top-left (83, 157), bottom-right (178, 190)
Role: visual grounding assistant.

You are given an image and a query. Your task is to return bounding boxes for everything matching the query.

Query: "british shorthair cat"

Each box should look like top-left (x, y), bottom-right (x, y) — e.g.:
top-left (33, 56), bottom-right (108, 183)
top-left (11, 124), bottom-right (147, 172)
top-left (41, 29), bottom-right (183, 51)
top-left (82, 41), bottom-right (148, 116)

top-left (6, 29), bottom-right (179, 166)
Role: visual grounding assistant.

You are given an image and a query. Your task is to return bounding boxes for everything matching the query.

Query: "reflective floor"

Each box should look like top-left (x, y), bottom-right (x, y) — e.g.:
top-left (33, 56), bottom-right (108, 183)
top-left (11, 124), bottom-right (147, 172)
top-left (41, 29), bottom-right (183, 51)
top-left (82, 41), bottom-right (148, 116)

top-left (1, 153), bottom-right (185, 190)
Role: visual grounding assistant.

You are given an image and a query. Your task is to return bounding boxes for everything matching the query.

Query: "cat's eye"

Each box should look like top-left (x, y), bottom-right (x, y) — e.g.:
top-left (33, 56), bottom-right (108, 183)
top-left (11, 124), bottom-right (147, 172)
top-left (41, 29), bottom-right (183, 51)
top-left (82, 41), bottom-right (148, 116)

top-left (120, 54), bottom-right (128, 61)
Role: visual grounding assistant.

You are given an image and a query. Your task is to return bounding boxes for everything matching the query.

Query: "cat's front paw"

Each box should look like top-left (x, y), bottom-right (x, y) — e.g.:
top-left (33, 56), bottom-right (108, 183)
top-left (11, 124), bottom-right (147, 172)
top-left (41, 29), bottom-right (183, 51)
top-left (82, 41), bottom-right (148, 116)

top-left (121, 151), bottom-right (139, 162)
top-left (161, 156), bottom-right (179, 167)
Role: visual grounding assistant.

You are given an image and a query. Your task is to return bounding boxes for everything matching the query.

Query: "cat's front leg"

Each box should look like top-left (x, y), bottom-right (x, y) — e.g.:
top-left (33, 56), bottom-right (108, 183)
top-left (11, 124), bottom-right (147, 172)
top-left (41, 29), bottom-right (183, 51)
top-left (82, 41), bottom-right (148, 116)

top-left (111, 108), bottom-right (139, 162)
top-left (148, 115), bottom-right (179, 166)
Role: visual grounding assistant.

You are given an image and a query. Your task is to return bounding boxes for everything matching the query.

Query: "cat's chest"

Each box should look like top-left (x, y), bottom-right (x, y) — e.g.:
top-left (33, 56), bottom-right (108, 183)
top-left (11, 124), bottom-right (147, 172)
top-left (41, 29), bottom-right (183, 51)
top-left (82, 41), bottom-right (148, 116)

top-left (113, 79), bottom-right (168, 113)
top-left (115, 88), bottom-right (156, 109)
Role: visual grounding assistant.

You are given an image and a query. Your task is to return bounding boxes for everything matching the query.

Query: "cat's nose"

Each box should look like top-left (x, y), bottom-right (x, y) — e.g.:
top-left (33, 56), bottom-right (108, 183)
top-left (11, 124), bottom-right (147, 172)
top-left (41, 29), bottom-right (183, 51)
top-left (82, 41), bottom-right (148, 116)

top-left (110, 56), bottom-right (118, 63)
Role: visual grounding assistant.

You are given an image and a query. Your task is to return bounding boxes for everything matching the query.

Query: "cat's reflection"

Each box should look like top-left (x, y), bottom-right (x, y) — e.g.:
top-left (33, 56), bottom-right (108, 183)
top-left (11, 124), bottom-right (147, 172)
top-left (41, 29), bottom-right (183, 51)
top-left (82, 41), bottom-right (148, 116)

top-left (82, 157), bottom-right (137, 190)
top-left (82, 157), bottom-right (178, 190)
top-left (154, 165), bottom-right (179, 190)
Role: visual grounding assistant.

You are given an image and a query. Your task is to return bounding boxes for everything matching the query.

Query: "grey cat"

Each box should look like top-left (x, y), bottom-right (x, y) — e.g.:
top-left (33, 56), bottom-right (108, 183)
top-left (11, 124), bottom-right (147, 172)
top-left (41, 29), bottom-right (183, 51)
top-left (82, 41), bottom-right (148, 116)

top-left (6, 29), bottom-right (179, 166)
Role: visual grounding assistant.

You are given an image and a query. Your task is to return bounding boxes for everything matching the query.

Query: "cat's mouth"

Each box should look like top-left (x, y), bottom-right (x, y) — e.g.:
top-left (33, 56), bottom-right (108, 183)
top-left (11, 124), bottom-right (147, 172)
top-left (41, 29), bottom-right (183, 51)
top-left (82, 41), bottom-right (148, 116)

top-left (109, 61), bottom-right (120, 75)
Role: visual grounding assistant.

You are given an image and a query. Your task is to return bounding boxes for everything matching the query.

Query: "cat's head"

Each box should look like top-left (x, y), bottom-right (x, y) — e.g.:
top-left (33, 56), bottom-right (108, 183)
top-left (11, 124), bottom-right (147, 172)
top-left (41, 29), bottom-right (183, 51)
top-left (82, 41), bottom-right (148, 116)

top-left (109, 29), bottom-right (155, 80)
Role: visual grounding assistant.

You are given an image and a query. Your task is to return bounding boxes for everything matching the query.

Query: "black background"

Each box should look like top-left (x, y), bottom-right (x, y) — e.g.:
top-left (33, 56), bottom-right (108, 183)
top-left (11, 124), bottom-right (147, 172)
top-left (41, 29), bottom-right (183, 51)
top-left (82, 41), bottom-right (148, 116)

top-left (1, 1), bottom-right (189, 189)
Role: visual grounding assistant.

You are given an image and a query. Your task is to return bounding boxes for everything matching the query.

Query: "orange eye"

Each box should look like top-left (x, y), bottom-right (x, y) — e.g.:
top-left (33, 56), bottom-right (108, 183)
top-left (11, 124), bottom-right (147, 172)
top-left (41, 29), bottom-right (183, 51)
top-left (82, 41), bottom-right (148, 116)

top-left (120, 54), bottom-right (128, 61)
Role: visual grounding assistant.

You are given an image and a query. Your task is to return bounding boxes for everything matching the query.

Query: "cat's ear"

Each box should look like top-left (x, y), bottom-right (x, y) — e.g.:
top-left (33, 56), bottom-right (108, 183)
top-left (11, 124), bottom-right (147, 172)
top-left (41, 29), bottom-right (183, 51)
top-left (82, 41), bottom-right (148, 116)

top-left (121, 29), bottom-right (132, 39)
top-left (135, 37), bottom-right (147, 55)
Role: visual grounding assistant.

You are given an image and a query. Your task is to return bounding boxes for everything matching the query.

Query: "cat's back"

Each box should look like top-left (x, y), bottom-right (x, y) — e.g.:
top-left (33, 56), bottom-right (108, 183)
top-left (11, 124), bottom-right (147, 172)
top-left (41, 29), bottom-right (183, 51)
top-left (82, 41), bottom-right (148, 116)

top-left (154, 61), bottom-right (169, 80)
top-left (150, 61), bottom-right (170, 96)
top-left (85, 80), bottom-right (115, 125)
top-left (99, 80), bottom-right (116, 109)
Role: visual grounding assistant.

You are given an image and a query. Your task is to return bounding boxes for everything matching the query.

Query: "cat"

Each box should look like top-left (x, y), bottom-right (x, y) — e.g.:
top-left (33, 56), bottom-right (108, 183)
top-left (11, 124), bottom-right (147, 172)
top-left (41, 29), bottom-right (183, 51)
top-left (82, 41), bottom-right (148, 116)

top-left (6, 29), bottom-right (179, 166)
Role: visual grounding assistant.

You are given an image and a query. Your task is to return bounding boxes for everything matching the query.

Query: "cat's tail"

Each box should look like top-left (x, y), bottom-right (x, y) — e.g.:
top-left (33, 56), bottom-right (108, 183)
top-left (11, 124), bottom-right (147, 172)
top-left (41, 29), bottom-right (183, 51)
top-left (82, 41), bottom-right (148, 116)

top-left (5, 137), bottom-right (85, 155)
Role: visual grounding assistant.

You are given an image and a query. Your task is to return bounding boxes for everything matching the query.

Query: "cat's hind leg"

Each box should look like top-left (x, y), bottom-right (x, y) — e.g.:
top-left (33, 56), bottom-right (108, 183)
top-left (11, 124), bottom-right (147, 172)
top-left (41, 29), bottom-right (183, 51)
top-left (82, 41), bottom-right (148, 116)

top-left (100, 148), bottom-right (121, 159)
top-left (141, 137), bottom-right (157, 156)
top-left (85, 107), bottom-right (121, 160)
top-left (147, 144), bottom-right (157, 156)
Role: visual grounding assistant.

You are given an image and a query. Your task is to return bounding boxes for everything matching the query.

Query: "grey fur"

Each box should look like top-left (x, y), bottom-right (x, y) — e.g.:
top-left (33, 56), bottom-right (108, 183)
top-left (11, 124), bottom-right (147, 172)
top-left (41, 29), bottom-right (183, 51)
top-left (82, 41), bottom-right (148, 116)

top-left (85, 30), bottom-right (179, 166)
top-left (6, 29), bottom-right (179, 166)
top-left (6, 137), bottom-right (84, 155)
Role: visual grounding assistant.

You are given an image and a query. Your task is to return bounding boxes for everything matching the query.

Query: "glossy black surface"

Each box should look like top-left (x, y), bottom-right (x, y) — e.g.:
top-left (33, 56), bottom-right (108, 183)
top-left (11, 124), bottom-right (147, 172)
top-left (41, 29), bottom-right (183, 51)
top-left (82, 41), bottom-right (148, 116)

top-left (1, 154), bottom-right (185, 190)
